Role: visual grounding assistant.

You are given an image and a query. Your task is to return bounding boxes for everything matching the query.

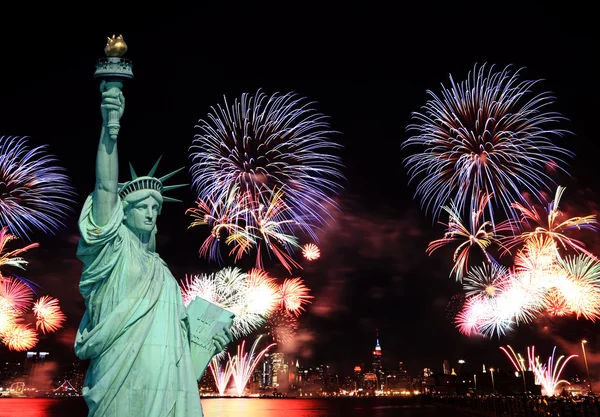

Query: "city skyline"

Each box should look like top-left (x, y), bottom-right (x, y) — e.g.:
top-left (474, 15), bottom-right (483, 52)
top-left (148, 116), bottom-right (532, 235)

top-left (1, 2), bottom-right (600, 387)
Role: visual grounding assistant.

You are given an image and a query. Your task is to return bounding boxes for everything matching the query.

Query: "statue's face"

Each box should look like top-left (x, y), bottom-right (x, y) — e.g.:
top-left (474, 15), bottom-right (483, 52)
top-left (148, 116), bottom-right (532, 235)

top-left (124, 196), bottom-right (159, 234)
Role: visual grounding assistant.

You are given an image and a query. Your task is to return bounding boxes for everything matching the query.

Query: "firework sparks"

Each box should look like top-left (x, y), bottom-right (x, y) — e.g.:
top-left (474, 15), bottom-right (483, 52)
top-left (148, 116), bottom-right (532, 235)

top-left (532, 346), bottom-right (577, 396)
top-left (33, 296), bottom-right (66, 334)
top-left (0, 226), bottom-right (39, 287)
top-left (278, 277), bottom-right (313, 316)
top-left (403, 64), bottom-right (572, 224)
top-left (264, 308), bottom-right (299, 345)
top-left (0, 136), bottom-right (76, 240)
top-left (427, 193), bottom-right (509, 281)
top-left (0, 276), bottom-right (34, 313)
top-left (228, 335), bottom-right (276, 396)
top-left (302, 243), bottom-right (321, 261)
top-left (190, 90), bottom-right (344, 245)
top-left (501, 186), bottom-right (599, 258)
top-left (1, 323), bottom-right (38, 351)
top-left (180, 267), bottom-right (279, 338)
top-left (209, 357), bottom-right (234, 396)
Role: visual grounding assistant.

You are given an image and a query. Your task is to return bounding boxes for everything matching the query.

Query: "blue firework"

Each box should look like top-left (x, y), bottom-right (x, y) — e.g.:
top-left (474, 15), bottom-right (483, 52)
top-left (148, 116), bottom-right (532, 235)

top-left (402, 63), bottom-right (573, 224)
top-left (0, 136), bottom-right (76, 240)
top-left (189, 90), bottom-right (345, 250)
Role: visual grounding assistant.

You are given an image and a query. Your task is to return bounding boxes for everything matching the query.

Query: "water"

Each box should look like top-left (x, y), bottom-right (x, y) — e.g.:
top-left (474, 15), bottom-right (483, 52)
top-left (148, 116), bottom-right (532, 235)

top-left (0, 397), bottom-right (468, 417)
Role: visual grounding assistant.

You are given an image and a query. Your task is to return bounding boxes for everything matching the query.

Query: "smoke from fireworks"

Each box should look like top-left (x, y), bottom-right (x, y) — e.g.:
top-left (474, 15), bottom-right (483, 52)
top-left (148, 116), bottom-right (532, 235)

top-left (0, 136), bottom-right (76, 240)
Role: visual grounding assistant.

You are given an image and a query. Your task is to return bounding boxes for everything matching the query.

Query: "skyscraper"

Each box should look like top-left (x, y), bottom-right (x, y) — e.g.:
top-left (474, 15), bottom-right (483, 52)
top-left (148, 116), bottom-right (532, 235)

top-left (372, 330), bottom-right (384, 388)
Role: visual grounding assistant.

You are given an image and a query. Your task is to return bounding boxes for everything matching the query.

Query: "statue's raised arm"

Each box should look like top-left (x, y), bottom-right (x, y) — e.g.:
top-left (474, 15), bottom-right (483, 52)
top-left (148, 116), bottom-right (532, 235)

top-left (93, 80), bottom-right (124, 226)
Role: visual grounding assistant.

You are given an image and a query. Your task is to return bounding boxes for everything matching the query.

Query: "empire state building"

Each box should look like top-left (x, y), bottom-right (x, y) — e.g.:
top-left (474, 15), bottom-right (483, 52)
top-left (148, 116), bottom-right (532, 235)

top-left (372, 331), bottom-right (383, 386)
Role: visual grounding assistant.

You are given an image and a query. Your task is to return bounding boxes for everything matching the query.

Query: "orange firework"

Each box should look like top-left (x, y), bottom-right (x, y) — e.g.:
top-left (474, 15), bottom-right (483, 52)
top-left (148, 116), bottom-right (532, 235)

top-left (33, 296), bottom-right (66, 334)
top-left (0, 276), bottom-right (34, 313)
top-left (0, 303), bottom-right (17, 334)
top-left (1, 323), bottom-right (38, 351)
top-left (302, 243), bottom-right (321, 261)
top-left (278, 277), bottom-right (313, 316)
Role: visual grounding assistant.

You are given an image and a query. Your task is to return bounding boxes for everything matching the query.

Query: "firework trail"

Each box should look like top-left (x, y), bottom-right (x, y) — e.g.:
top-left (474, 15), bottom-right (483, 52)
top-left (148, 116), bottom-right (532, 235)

top-left (427, 193), bottom-right (510, 281)
top-left (0, 136), bottom-right (76, 240)
top-left (403, 63), bottom-right (572, 225)
top-left (532, 346), bottom-right (577, 395)
top-left (500, 345), bottom-right (536, 373)
top-left (209, 357), bottom-right (234, 396)
top-left (228, 335), bottom-right (276, 396)
top-left (302, 243), bottom-right (321, 261)
top-left (186, 185), bottom-right (250, 264)
top-left (189, 90), bottom-right (344, 269)
top-left (33, 296), bottom-right (66, 334)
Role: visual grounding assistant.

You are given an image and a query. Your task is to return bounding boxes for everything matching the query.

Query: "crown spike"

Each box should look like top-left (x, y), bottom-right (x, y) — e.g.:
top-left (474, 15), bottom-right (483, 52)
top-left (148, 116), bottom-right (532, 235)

top-left (162, 196), bottom-right (182, 203)
top-left (162, 184), bottom-right (188, 192)
top-left (158, 166), bottom-right (186, 183)
top-left (129, 162), bottom-right (138, 180)
top-left (147, 155), bottom-right (163, 177)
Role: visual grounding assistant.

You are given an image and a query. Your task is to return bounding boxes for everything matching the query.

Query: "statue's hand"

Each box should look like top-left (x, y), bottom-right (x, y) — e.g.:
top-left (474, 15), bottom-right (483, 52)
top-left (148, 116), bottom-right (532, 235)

top-left (212, 326), bottom-right (234, 356)
top-left (100, 80), bottom-right (125, 135)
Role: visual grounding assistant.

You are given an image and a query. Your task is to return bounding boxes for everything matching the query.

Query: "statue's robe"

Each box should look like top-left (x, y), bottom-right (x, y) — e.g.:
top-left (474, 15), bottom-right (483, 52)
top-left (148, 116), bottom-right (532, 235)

top-left (74, 195), bottom-right (204, 417)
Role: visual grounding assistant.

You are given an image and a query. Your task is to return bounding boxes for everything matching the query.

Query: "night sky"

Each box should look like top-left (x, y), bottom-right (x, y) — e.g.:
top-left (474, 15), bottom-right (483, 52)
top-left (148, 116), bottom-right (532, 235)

top-left (1, 3), bottom-right (599, 379)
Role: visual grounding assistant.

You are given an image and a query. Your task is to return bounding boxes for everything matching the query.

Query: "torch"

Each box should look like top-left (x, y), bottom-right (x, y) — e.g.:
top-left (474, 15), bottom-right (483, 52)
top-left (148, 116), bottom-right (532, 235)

top-left (94, 34), bottom-right (133, 140)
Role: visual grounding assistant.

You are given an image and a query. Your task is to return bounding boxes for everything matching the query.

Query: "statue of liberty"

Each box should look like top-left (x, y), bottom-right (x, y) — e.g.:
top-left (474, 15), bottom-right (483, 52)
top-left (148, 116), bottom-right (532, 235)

top-left (74, 40), bottom-right (232, 416)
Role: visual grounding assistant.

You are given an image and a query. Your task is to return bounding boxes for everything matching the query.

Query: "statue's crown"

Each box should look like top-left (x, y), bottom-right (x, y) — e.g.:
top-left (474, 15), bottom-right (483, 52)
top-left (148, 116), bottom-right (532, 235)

top-left (118, 156), bottom-right (187, 203)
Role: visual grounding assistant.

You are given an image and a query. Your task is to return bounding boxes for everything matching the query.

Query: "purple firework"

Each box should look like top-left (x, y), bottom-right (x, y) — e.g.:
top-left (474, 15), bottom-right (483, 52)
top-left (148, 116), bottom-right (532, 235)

top-left (402, 63), bottom-right (573, 225)
top-left (0, 136), bottom-right (76, 240)
top-left (189, 90), bottom-right (345, 244)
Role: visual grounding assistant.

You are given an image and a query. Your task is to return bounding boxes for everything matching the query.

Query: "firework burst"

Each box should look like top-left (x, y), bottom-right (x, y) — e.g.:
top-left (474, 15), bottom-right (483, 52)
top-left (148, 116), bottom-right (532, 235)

top-left (180, 267), bottom-right (279, 338)
top-left (33, 296), bottom-right (66, 334)
top-left (403, 63), bottom-right (572, 224)
top-left (427, 193), bottom-right (509, 281)
top-left (1, 323), bottom-right (38, 351)
top-left (189, 90), bottom-right (344, 269)
top-left (0, 136), bottom-right (76, 240)
top-left (302, 243), bottom-right (321, 261)
top-left (278, 277), bottom-right (313, 316)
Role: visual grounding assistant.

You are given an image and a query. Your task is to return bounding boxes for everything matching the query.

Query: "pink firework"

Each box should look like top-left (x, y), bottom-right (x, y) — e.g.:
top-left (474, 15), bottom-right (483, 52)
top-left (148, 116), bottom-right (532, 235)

top-left (302, 243), bottom-right (321, 261)
top-left (278, 277), bottom-right (313, 316)
top-left (33, 296), bottom-right (66, 334)
top-left (0, 276), bottom-right (34, 313)
top-left (1, 323), bottom-right (38, 351)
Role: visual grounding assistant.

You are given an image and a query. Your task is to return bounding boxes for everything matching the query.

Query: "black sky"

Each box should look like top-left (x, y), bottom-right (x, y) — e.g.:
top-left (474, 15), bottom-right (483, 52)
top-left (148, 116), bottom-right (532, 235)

top-left (1, 3), bottom-right (599, 378)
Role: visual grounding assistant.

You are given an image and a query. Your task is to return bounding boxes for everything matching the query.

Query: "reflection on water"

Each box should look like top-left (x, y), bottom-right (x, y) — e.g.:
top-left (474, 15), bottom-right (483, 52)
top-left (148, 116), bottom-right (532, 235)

top-left (0, 397), bottom-right (460, 417)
